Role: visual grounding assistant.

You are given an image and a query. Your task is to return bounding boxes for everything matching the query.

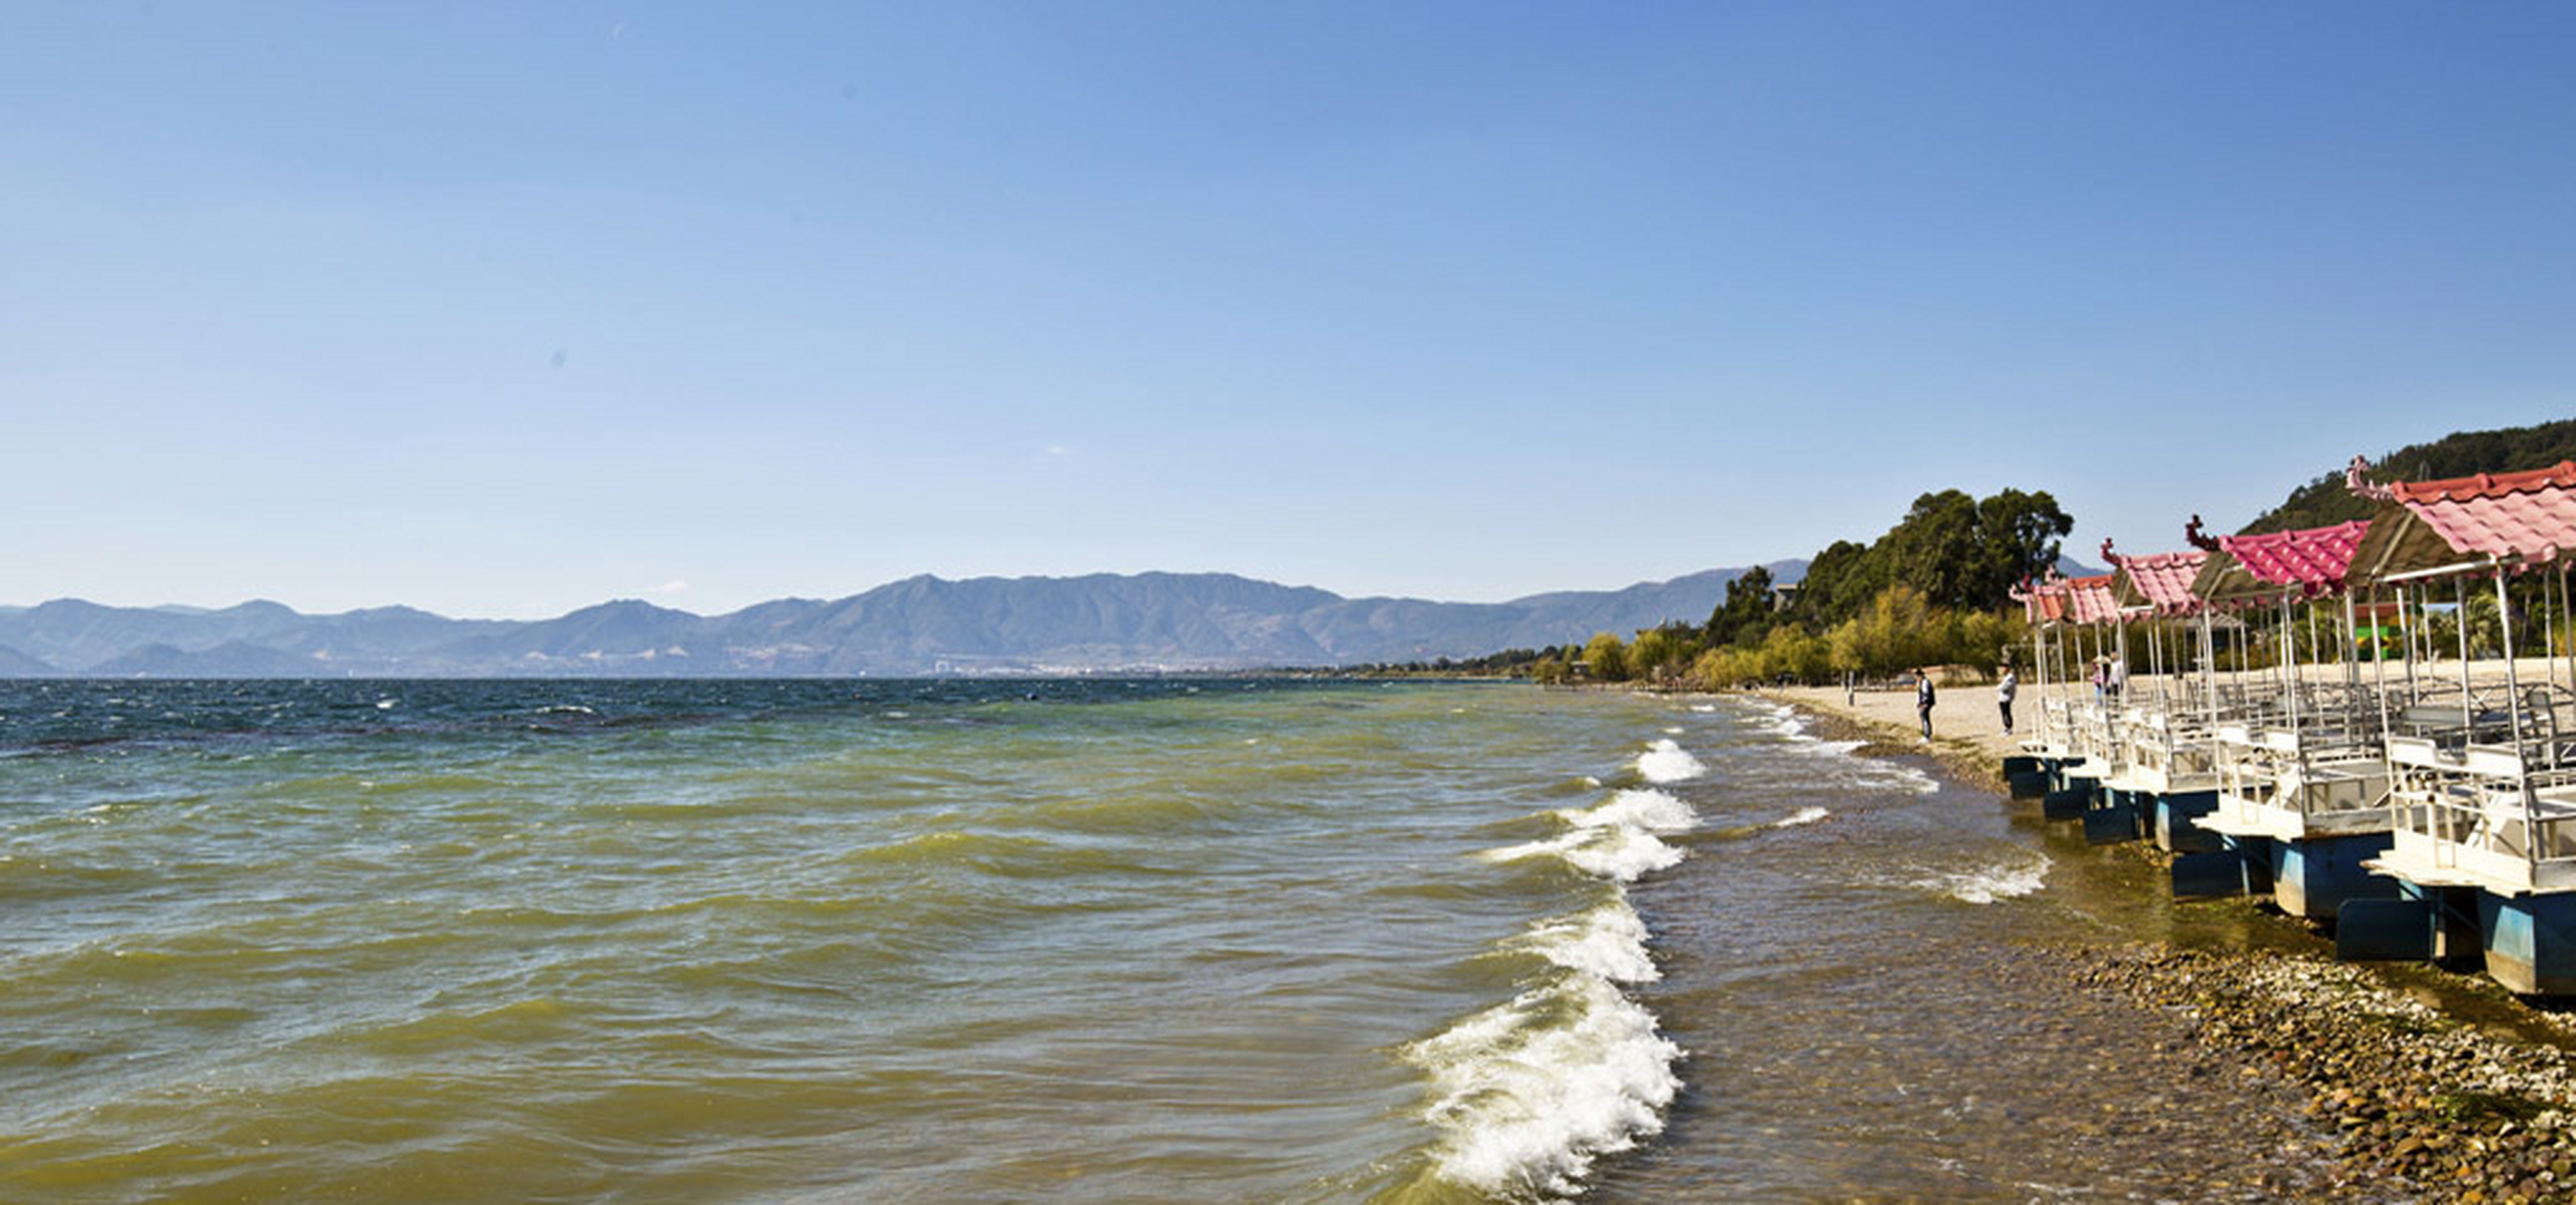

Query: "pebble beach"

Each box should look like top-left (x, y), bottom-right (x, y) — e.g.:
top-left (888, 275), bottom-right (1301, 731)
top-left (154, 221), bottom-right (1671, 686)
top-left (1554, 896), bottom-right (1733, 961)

top-left (1761, 676), bottom-right (2576, 1204)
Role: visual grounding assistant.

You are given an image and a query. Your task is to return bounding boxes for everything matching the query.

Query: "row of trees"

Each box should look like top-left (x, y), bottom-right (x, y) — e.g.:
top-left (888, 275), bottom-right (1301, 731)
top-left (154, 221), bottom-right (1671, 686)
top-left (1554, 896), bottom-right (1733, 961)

top-left (1782, 489), bottom-right (2072, 631)
top-left (1653, 487), bottom-right (2066, 689)
top-left (1512, 486), bottom-right (2069, 690)
top-left (1530, 584), bottom-right (2026, 689)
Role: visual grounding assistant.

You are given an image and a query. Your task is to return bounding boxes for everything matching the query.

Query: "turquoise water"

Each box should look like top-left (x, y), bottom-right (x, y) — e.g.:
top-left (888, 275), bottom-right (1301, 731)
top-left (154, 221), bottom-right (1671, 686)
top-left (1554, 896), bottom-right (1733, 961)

top-left (0, 679), bottom-right (2337, 1202)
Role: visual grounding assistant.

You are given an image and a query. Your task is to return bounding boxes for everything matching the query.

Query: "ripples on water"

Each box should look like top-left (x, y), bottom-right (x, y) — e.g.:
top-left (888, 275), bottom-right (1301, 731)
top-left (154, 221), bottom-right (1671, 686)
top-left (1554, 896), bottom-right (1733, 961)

top-left (0, 680), bottom-right (1705, 1203)
top-left (0, 682), bottom-right (2328, 1203)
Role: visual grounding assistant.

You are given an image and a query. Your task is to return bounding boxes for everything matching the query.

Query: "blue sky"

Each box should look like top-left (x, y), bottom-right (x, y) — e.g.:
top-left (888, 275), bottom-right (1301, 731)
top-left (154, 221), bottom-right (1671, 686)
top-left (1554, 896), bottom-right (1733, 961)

top-left (5, 2), bottom-right (2571, 619)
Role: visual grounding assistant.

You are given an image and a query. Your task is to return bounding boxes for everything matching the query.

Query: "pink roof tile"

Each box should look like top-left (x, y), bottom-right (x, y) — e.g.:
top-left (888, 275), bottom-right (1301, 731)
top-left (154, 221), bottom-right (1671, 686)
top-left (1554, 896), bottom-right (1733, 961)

top-left (2214, 521), bottom-right (2371, 591)
top-left (2109, 550), bottom-right (2207, 616)
top-left (2013, 580), bottom-right (2068, 624)
top-left (2388, 460), bottom-right (2576, 565)
top-left (2065, 574), bottom-right (2121, 625)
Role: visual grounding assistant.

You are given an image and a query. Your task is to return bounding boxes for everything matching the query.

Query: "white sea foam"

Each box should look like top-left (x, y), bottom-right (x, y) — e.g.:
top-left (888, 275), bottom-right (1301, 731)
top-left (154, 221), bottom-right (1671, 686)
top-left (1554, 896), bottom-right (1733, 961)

top-left (1578, 775), bottom-right (1602, 789)
top-left (1847, 763), bottom-right (1941, 795)
top-left (1688, 703), bottom-right (1716, 714)
top-left (1634, 738), bottom-right (1705, 784)
top-left (1774, 806), bottom-right (1831, 828)
top-left (1409, 972), bottom-right (1683, 1200)
top-left (1486, 826), bottom-right (1684, 882)
top-left (1660, 725), bottom-right (1683, 735)
top-left (1558, 788), bottom-right (1697, 835)
top-left (1509, 894), bottom-right (1658, 983)
top-left (1445, 755), bottom-right (1700, 1197)
top-left (1911, 854), bottom-right (2052, 904)
top-left (1493, 784), bottom-right (1698, 879)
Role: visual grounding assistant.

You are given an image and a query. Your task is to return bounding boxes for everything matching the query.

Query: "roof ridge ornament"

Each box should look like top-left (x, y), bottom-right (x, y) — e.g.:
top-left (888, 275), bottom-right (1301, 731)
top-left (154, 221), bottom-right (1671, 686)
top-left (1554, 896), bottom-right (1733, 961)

top-left (2184, 515), bottom-right (2222, 552)
top-left (2345, 455), bottom-right (2396, 502)
top-left (2100, 537), bottom-right (2119, 567)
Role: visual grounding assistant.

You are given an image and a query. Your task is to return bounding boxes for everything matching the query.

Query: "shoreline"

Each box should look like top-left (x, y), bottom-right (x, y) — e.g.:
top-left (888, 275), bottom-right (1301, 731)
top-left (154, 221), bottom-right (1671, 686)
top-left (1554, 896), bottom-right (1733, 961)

top-left (1737, 683), bottom-right (2576, 1202)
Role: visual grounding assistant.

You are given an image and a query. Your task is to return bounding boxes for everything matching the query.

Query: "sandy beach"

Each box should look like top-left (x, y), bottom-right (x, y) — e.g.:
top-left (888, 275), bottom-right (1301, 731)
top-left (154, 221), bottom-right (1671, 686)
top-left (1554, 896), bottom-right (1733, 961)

top-left (1735, 673), bottom-right (2576, 1202)
top-left (1763, 677), bottom-right (2021, 793)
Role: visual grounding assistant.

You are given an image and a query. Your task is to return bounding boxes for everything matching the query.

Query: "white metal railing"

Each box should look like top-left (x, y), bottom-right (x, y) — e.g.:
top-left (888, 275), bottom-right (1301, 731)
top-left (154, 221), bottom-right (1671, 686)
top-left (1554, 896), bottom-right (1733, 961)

top-left (2383, 692), bottom-right (2576, 892)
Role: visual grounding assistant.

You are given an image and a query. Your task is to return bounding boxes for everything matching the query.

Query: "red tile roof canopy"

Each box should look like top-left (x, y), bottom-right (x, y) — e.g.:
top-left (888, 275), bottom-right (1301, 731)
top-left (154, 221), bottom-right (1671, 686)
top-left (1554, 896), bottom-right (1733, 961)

top-left (2108, 549), bottom-right (2207, 616)
top-left (2065, 574), bottom-right (2122, 625)
top-left (2011, 578), bottom-right (2068, 624)
top-left (2214, 521), bottom-right (2371, 594)
top-left (2386, 460), bottom-right (2576, 566)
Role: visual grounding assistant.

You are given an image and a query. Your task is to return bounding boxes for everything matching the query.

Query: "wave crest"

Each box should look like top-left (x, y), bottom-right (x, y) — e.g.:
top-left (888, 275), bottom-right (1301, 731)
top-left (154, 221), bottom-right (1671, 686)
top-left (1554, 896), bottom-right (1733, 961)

top-left (1911, 854), bottom-right (2052, 904)
top-left (1634, 738), bottom-right (1704, 784)
top-left (1407, 972), bottom-right (1683, 1200)
top-left (1505, 893), bottom-right (1658, 984)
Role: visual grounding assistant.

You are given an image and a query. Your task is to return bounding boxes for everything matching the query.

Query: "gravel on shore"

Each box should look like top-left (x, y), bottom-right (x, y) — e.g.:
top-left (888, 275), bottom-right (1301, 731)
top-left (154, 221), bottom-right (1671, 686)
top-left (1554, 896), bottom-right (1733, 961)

top-left (2073, 943), bottom-right (2576, 1204)
top-left (1735, 683), bottom-right (2576, 1203)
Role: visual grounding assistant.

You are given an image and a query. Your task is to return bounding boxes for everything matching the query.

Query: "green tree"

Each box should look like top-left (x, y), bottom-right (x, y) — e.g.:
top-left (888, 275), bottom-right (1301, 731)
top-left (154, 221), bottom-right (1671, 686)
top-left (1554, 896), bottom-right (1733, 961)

top-left (2466, 592), bottom-right (2504, 658)
top-left (1971, 489), bottom-right (2074, 603)
top-left (1762, 623), bottom-right (1833, 683)
top-left (1882, 490), bottom-right (1985, 611)
top-left (1831, 584), bottom-right (1939, 678)
top-left (1791, 538), bottom-right (1885, 629)
top-left (1581, 631), bottom-right (1631, 682)
top-left (1627, 624), bottom-right (1701, 683)
top-left (1787, 489), bottom-right (2071, 628)
top-left (1703, 565), bottom-right (1778, 648)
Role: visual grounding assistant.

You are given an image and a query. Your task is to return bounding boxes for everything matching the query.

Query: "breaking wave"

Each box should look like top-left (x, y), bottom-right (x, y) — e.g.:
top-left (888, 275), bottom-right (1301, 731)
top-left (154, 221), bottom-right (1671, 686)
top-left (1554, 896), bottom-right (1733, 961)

top-left (1505, 892), bottom-right (1658, 983)
top-left (1908, 854), bottom-right (2052, 905)
top-left (1406, 971), bottom-right (1683, 1201)
top-left (1485, 823), bottom-right (1685, 882)
top-left (1634, 738), bottom-right (1705, 784)
top-left (1435, 758), bottom-right (1695, 1198)
top-left (1491, 788), bottom-right (1696, 881)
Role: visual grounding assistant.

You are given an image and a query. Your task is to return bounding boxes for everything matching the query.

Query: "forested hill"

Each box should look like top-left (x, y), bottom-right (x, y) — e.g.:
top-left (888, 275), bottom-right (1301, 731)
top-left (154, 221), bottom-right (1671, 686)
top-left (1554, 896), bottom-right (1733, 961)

top-left (2240, 418), bottom-right (2576, 535)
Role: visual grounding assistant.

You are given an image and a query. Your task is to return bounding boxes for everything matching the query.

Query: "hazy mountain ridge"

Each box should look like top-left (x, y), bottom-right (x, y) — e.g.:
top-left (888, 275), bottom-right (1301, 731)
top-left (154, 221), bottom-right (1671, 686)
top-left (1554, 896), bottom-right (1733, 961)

top-left (0, 645), bottom-right (56, 675)
top-left (0, 565), bottom-right (1809, 678)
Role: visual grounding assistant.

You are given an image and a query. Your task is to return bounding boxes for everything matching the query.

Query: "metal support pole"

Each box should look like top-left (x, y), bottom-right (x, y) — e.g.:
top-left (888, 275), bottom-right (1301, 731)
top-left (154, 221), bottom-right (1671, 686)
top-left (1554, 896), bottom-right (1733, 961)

top-left (2282, 593), bottom-right (2300, 740)
top-left (2401, 583), bottom-right (2418, 703)
top-left (2563, 561), bottom-right (2574, 705)
top-left (2549, 562), bottom-right (2565, 697)
top-left (2459, 576), bottom-right (2475, 733)
top-left (2373, 584), bottom-right (2391, 741)
top-left (2497, 566), bottom-right (2536, 854)
top-left (2199, 606), bottom-right (2218, 731)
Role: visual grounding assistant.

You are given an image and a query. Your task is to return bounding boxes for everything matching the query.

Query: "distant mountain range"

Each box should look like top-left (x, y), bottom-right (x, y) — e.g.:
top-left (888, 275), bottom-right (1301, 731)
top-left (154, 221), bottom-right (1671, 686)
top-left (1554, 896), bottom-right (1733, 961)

top-left (0, 565), bottom-right (1818, 678)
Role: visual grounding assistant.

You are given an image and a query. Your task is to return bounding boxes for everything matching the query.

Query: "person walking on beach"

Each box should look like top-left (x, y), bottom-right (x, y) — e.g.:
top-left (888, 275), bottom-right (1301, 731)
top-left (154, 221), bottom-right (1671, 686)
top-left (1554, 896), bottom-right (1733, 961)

top-left (1914, 667), bottom-right (1936, 743)
top-left (1996, 665), bottom-right (2018, 736)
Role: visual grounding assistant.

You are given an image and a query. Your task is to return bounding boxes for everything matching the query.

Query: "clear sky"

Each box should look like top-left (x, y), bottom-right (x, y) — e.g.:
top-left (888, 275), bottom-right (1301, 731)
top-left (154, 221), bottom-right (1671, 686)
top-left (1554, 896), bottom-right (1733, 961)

top-left (5, 2), bottom-right (2571, 619)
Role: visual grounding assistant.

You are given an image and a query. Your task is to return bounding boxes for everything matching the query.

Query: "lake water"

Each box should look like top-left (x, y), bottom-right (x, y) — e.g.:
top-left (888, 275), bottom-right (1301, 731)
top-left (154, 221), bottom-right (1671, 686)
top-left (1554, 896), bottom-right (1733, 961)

top-left (0, 679), bottom-right (2336, 1202)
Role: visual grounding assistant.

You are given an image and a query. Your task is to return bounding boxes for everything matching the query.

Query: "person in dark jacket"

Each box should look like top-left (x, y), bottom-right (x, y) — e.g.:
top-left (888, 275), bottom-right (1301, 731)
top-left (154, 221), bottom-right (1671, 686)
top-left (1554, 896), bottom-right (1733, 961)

top-left (1914, 667), bottom-right (1936, 742)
